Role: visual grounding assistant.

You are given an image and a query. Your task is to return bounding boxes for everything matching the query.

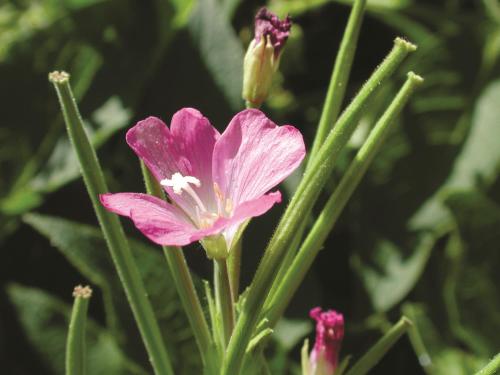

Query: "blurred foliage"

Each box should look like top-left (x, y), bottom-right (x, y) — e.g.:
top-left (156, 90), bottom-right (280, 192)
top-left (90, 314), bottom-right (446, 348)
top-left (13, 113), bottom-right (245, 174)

top-left (1, 0), bottom-right (499, 374)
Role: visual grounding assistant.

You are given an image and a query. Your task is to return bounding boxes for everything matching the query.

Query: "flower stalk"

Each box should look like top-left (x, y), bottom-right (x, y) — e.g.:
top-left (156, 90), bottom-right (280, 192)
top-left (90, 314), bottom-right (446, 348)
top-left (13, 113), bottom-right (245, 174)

top-left (214, 259), bottom-right (235, 348)
top-left (222, 38), bottom-right (416, 375)
top-left (66, 285), bottom-right (92, 375)
top-left (141, 163), bottom-right (213, 364)
top-left (308, 0), bottom-right (367, 166)
top-left (344, 316), bottom-right (413, 375)
top-left (263, 72), bottom-right (424, 327)
top-left (474, 353), bottom-right (500, 375)
top-left (49, 71), bottom-right (174, 375)
top-left (227, 238), bottom-right (242, 301)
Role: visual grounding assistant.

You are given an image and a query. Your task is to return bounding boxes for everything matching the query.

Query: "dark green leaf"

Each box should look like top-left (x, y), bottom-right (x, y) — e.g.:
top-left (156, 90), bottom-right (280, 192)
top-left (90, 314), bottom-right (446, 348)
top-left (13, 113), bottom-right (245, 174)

top-left (188, 0), bottom-right (244, 110)
top-left (7, 283), bottom-right (148, 375)
top-left (23, 213), bottom-right (202, 374)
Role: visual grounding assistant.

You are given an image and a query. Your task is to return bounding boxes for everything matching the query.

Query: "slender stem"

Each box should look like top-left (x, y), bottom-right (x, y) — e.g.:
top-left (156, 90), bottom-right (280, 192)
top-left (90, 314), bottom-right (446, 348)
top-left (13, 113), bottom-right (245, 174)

top-left (345, 317), bottom-right (413, 375)
top-left (141, 163), bottom-right (213, 363)
top-left (307, 0), bottom-right (367, 167)
top-left (273, 0), bottom-right (366, 283)
top-left (215, 259), bottom-right (235, 348)
top-left (228, 237), bottom-right (242, 301)
top-left (266, 219), bottom-right (306, 300)
top-left (66, 285), bottom-right (92, 375)
top-left (222, 38), bottom-right (416, 375)
top-left (474, 353), bottom-right (500, 375)
top-left (264, 73), bottom-right (424, 326)
top-left (49, 71), bottom-right (174, 375)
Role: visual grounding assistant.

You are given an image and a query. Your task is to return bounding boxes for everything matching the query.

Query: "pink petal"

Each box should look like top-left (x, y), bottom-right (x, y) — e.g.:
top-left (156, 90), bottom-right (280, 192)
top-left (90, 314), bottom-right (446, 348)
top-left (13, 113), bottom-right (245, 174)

top-left (100, 193), bottom-right (220, 246)
top-left (170, 108), bottom-right (220, 211)
top-left (126, 110), bottom-right (220, 218)
top-left (219, 191), bottom-right (282, 247)
top-left (126, 116), bottom-right (182, 183)
top-left (213, 109), bottom-right (305, 206)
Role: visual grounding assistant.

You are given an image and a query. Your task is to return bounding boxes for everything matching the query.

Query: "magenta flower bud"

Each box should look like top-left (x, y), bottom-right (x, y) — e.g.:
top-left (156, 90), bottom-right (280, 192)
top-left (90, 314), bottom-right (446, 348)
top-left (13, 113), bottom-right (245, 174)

top-left (242, 8), bottom-right (292, 107)
top-left (309, 307), bottom-right (344, 375)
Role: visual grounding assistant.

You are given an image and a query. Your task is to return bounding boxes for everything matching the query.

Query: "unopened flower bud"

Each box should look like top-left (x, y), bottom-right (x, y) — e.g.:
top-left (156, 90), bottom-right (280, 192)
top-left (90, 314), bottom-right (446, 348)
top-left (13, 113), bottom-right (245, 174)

top-left (308, 307), bottom-right (344, 375)
top-left (242, 8), bottom-right (291, 108)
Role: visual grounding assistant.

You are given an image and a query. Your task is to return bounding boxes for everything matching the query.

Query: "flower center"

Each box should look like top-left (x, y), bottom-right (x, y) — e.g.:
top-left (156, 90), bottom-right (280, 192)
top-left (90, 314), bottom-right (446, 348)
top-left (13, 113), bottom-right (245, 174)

top-left (160, 173), bottom-right (234, 229)
top-left (160, 172), bottom-right (207, 212)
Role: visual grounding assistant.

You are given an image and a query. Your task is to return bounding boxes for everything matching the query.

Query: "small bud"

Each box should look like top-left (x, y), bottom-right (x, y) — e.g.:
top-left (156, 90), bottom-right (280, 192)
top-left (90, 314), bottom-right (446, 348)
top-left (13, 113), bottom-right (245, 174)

top-left (308, 307), bottom-right (344, 375)
top-left (242, 8), bottom-right (291, 108)
top-left (72, 285), bottom-right (93, 299)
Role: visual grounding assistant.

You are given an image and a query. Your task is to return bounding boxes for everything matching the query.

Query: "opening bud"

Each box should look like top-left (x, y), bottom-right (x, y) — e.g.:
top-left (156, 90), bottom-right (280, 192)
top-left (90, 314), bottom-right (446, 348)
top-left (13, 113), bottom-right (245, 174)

top-left (242, 8), bottom-right (291, 108)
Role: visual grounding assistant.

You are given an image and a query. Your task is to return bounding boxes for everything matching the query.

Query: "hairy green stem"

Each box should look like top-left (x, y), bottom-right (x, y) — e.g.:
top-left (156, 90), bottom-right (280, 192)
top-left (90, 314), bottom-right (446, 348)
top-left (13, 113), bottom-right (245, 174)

top-left (228, 238), bottom-right (242, 301)
top-left (345, 317), bottom-right (413, 375)
top-left (215, 259), bottom-right (235, 348)
top-left (264, 72), bottom-right (423, 326)
top-left (66, 285), bottom-right (92, 375)
top-left (140, 163), bottom-right (213, 364)
top-left (221, 38), bottom-right (416, 375)
top-left (474, 353), bottom-right (500, 375)
top-left (271, 0), bottom-right (366, 284)
top-left (308, 0), bottom-right (367, 166)
top-left (49, 71), bottom-right (174, 375)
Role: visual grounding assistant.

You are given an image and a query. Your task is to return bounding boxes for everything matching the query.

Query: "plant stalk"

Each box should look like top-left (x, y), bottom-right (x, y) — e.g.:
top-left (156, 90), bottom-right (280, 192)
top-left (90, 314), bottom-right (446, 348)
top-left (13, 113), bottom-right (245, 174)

top-left (221, 38), bottom-right (416, 375)
top-left (264, 72), bottom-right (424, 326)
top-left (49, 71), bottom-right (174, 375)
top-left (215, 259), bottom-right (235, 348)
top-left (141, 163), bottom-right (213, 364)
top-left (66, 285), bottom-right (92, 375)
top-left (271, 0), bottom-right (367, 285)
top-left (228, 238), bottom-right (242, 301)
top-left (308, 0), bottom-right (367, 166)
top-left (474, 353), bottom-right (500, 375)
top-left (345, 317), bottom-right (413, 375)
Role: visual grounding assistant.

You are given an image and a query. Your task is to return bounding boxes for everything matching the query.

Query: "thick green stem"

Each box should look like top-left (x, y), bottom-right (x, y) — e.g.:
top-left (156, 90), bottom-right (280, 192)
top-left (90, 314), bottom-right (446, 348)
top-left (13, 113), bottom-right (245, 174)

top-left (308, 0), bottom-right (367, 166)
top-left (66, 285), bottom-right (92, 375)
top-left (221, 38), bottom-right (416, 375)
top-left (141, 163), bottom-right (213, 363)
top-left (264, 73), bottom-right (423, 326)
top-left (215, 259), bottom-right (235, 348)
top-left (228, 237), bottom-right (242, 301)
top-left (474, 353), bottom-right (500, 375)
top-left (49, 71), bottom-right (174, 375)
top-left (345, 317), bottom-right (413, 375)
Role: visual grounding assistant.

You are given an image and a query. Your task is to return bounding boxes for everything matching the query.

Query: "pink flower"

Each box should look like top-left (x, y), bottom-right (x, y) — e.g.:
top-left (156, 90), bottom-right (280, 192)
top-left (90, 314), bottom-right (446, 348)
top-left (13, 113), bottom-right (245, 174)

top-left (309, 307), bottom-right (344, 375)
top-left (100, 108), bottom-right (305, 257)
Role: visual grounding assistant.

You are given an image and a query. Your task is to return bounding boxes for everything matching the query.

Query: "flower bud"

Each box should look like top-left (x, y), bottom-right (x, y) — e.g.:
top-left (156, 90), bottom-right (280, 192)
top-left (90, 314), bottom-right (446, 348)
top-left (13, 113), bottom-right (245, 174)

top-left (308, 307), bottom-right (344, 375)
top-left (242, 8), bottom-right (291, 108)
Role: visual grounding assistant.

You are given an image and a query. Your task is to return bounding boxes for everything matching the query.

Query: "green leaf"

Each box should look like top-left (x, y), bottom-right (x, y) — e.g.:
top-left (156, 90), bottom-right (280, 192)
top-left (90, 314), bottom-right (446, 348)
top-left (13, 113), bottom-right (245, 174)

top-left (442, 190), bottom-right (500, 357)
top-left (446, 80), bottom-right (500, 188)
top-left (30, 96), bottom-right (131, 194)
top-left (402, 303), bottom-right (487, 375)
top-left (188, 0), bottom-right (244, 110)
top-left (354, 235), bottom-right (434, 312)
top-left (23, 213), bottom-right (202, 374)
top-left (411, 79), bottom-right (500, 230)
top-left (273, 318), bottom-right (312, 352)
top-left (7, 283), bottom-right (148, 375)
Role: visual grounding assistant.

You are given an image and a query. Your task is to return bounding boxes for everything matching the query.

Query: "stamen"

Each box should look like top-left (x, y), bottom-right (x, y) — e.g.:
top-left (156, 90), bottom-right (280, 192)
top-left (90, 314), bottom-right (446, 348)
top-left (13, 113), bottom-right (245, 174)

top-left (225, 198), bottom-right (233, 215)
top-left (161, 172), bottom-right (201, 194)
top-left (214, 182), bottom-right (224, 216)
top-left (161, 172), bottom-right (206, 211)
